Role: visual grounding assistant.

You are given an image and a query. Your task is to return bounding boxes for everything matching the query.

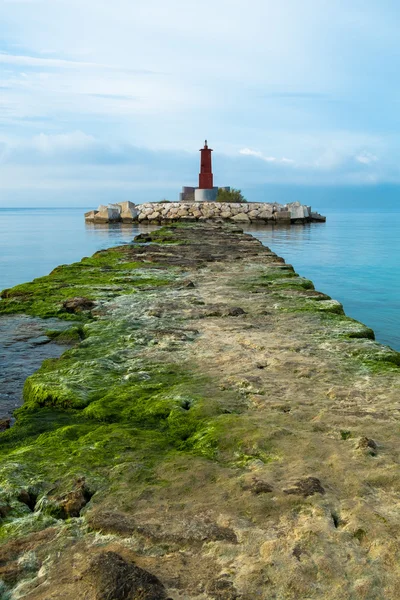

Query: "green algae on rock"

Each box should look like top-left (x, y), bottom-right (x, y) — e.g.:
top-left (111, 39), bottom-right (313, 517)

top-left (0, 223), bottom-right (400, 600)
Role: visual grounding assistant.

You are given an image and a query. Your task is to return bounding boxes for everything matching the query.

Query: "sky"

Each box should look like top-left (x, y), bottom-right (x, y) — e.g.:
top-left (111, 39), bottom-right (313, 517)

top-left (1, 0), bottom-right (400, 206)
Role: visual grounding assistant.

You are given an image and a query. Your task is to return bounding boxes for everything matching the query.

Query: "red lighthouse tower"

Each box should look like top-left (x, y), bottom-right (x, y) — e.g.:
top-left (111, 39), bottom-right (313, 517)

top-left (199, 140), bottom-right (213, 189)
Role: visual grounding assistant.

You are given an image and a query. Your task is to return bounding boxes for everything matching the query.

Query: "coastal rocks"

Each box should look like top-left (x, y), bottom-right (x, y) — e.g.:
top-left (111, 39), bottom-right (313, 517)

top-left (283, 477), bottom-right (326, 497)
top-left (4, 223), bottom-right (400, 600)
top-left (231, 213), bottom-right (250, 222)
top-left (36, 478), bottom-right (94, 519)
top-left (85, 201), bottom-right (138, 224)
top-left (274, 210), bottom-right (291, 222)
top-left (357, 437), bottom-right (378, 456)
top-left (92, 204), bottom-right (121, 223)
top-left (83, 551), bottom-right (169, 600)
top-left (310, 211), bottom-right (326, 222)
top-left (242, 477), bottom-right (274, 494)
top-left (118, 201), bottom-right (139, 222)
top-left (287, 201), bottom-right (310, 220)
top-left (85, 201), bottom-right (326, 224)
top-left (0, 418), bottom-right (11, 432)
top-left (63, 297), bottom-right (95, 313)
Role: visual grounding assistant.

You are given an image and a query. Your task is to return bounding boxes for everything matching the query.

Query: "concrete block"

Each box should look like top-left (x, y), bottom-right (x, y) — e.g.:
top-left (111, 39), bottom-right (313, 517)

top-left (93, 207), bottom-right (121, 223)
top-left (84, 210), bottom-right (98, 221)
top-left (274, 211), bottom-right (291, 222)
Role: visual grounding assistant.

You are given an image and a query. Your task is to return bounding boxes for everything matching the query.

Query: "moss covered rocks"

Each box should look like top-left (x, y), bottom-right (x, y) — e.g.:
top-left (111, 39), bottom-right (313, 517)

top-left (0, 223), bottom-right (399, 599)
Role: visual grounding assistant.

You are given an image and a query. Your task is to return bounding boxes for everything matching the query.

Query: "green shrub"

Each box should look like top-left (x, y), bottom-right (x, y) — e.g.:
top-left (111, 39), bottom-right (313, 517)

top-left (216, 188), bottom-right (247, 203)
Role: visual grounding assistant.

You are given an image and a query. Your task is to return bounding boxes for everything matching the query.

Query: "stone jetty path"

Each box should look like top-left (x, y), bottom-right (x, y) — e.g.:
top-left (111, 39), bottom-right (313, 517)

top-left (0, 223), bottom-right (399, 599)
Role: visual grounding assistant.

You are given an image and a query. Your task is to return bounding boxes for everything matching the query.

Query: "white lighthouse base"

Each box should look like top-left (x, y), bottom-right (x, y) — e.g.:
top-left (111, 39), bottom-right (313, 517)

top-left (194, 187), bottom-right (218, 202)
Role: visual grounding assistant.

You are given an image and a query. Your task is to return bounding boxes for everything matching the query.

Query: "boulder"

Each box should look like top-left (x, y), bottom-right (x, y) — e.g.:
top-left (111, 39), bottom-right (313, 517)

top-left (116, 201), bottom-right (136, 212)
top-left (63, 297), bottom-right (95, 313)
top-left (357, 437), bottom-right (378, 456)
top-left (84, 210), bottom-right (98, 221)
top-left (258, 210), bottom-right (273, 220)
top-left (93, 205), bottom-right (121, 223)
top-left (311, 212), bottom-right (326, 222)
top-left (117, 201), bottom-right (139, 222)
top-left (231, 213), bottom-right (250, 222)
top-left (283, 477), bottom-right (325, 497)
top-left (288, 202), bottom-right (308, 220)
top-left (0, 418), bottom-right (11, 432)
top-left (243, 477), bottom-right (274, 494)
top-left (147, 211), bottom-right (161, 221)
top-left (84, 551), bottom-right (169, 600)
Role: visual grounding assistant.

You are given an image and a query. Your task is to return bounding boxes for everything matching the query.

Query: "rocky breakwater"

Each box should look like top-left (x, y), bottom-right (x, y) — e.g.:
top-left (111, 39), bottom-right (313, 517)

top-left (1, 223), bottom-right (399, 599)
top-left (85, 200), bottom-right (326, 224)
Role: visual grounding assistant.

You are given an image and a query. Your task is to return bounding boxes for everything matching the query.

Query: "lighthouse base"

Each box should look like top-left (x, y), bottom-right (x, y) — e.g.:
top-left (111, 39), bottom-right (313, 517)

top-left (194, 187), bottom-right (218, 202)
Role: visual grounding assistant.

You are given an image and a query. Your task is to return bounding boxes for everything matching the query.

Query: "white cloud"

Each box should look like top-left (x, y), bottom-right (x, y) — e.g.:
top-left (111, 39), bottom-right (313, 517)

top-left (356, 152), bottom-right (378, 165)
top-left (31, 131), bottom-right (96, 153)
top-left (0, 52), bottom-right (152, 73)
top-left (0, 0), bottom-right (400, 202)
top-left (239, 148), bottom-right (295, 165)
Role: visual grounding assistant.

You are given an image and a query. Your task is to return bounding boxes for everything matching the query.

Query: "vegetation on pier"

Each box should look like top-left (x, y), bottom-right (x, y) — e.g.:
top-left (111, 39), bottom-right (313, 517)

top-left (0, 223), bottom-right (399, 599)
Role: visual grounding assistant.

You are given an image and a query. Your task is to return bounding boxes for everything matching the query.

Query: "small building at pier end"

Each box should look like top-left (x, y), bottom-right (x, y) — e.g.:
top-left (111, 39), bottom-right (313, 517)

top-left (179, 140), bottom-right (230, 202)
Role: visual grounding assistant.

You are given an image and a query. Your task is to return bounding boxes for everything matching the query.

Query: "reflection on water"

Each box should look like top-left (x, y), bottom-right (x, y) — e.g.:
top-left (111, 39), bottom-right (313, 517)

top-left (85, 221), bottom-right (158, 239)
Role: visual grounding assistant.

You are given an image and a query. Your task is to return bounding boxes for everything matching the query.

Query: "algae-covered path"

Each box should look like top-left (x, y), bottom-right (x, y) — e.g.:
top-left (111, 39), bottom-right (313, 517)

top-left (0, 223), bottom-right (399, 600)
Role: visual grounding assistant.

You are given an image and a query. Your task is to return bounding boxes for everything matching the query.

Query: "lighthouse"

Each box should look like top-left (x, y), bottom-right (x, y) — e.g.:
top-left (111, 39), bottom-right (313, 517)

top-left (194, 140), bottom-right (218, 202)
top-left (178, 140), bottom-right (229, 202)
top-left (199, 140), bottom-right (213, 189)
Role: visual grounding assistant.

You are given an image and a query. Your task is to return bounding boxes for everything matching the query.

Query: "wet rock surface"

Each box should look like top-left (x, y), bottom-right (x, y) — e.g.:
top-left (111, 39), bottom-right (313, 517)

top-left (0, 223), bottom-right (400, 599)
top-left (0, 315), bottom-right (69, 418)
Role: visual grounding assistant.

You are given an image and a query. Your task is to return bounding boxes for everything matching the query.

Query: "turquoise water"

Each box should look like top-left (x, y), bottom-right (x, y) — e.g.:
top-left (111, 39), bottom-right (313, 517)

top-left (247, 214), bottom-right (400, 351)
top-left (0, 206), bottom-right (399, 351)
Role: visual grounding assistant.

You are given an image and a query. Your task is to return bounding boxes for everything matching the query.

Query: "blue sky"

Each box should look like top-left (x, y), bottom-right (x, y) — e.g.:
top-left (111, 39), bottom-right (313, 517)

top-left (1, 0), bottom-right (400, 205)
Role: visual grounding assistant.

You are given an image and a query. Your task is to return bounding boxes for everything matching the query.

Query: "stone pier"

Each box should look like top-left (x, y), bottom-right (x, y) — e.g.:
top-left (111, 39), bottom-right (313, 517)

top-left (85, 200), bottom-right (326, 224)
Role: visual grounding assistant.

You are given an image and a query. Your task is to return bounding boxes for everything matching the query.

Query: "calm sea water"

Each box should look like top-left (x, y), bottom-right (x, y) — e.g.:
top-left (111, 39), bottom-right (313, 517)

top-left (0, 206), bottom-right (399, 351)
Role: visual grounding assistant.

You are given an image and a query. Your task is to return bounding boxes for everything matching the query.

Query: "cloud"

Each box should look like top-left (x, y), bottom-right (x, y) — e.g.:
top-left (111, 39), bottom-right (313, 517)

top-left (260, 92), bottom-right (329, 100)
top-left (0, 52), bottom-right (154, 73)
top-left (356, 152), bottom-right (378, 165)
top-left (32, 131), bottom-right (96, 152)
top-left (239, 148), bottom-right (295, 165)
top-left (1, 0), bottom-right (400, 203)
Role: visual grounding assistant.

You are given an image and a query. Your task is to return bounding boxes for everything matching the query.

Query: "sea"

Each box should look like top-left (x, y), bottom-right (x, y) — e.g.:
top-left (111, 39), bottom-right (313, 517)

top-left (0, 190), bottom-right (399, 352)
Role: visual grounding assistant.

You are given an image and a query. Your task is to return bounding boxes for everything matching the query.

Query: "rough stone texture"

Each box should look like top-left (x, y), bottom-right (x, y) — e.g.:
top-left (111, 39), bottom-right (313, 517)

top-left (85, 201), bottom-right (325, 224)
top-left (62, 296), bottom-right (95, 313)
top-left (283, 477), bottom-right (326, 497)
top-left (83, 551), bottom-right (169, 600)
top-left (231, 213), bottom-right (250, 222)
top-left (1, 223), bottom-right (400, 600)
top-left (287, 201), bottom-right (309, 219)
top-left (84, 210), bottom-right (98, 221)
top-left (93, 205), bottom-right (121, 223)
top-left (274, 210), bottom-right (291, 221)
top-left (118, 201), bottom-right (139, 222)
